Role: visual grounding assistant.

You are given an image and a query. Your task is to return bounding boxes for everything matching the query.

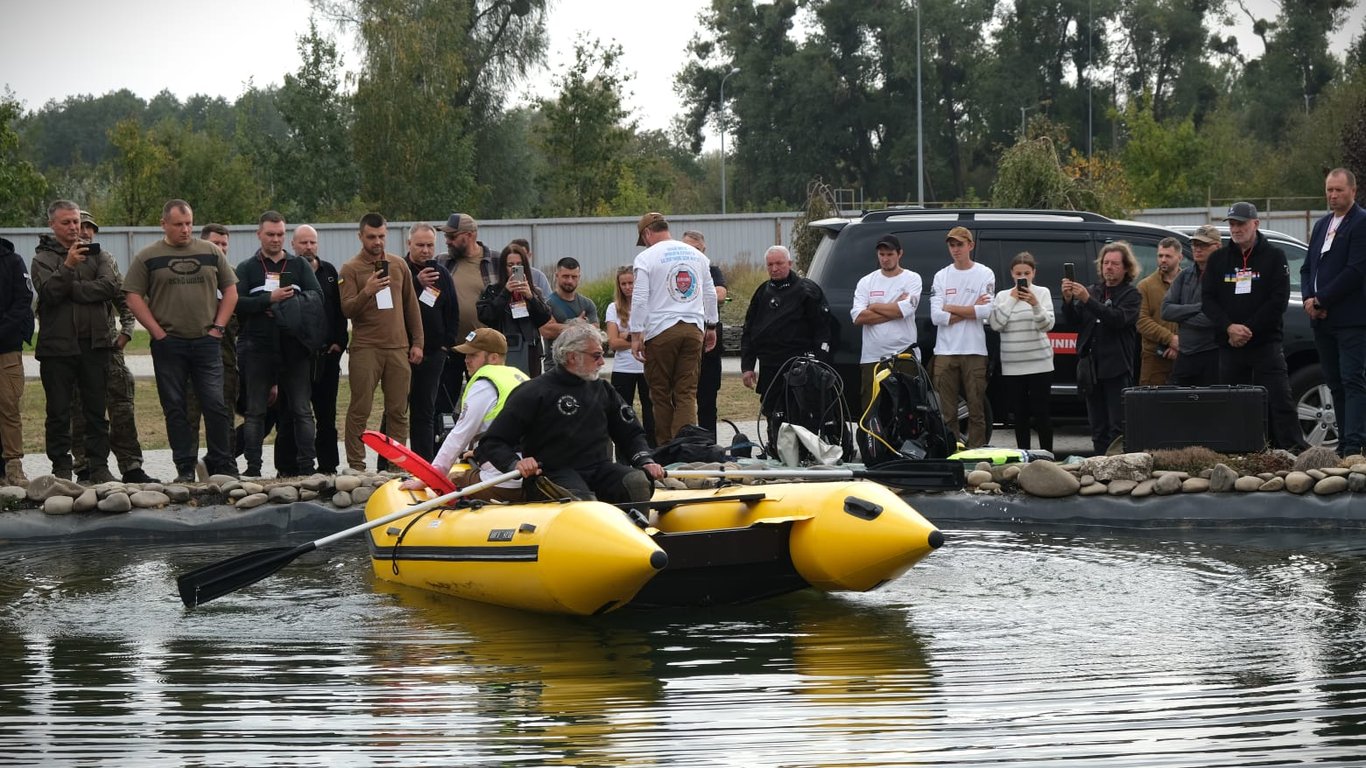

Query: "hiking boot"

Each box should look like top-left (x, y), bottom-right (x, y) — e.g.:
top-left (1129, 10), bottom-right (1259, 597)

top-left (174, 465), bottom-right (197, 484)
top-left (122, 468), bottom-right (158, 484)
top-left (244, 465), bottom-right (262, 478)
top-left (4, 459), bottom-right (28, 488)
top-left (79, 467), bottom-right (116, 485)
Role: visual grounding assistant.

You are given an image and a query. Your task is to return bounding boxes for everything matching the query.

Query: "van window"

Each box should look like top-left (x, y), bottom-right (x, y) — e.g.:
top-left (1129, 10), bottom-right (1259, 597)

top-left (1277, 239), bottom-right (1307, 294)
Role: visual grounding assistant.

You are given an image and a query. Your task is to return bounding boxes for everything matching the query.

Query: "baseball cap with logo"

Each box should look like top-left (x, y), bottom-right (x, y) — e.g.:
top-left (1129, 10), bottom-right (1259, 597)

top-left (1223, 202), bottom-right (1258, 222)
top-left (79, 210), bottom-right (99, 232)
top-left (875, 234), bottom-right (902, 251)
top-left (454, 328), bottom-right (508, 356)
top-left (1190, 224), bottom-right (1222, 245)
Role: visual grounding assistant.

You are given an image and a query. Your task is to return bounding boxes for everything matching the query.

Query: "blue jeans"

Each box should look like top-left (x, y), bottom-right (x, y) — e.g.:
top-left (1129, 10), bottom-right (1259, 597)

top-left (151, 335), bottom-right (233, 474)
top-left (1314, 323), bottom-right (1366, 453)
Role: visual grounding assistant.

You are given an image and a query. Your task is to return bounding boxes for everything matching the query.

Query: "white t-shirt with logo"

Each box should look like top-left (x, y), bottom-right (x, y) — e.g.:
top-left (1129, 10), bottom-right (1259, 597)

top-left (605, 302), bottom-right (644, 375)
top-left (851, 268), bottom-right (922, 363)
top-left (629, 240), bottom-right (718, 341)
top-left (929, 261), bottom-right (994, 356)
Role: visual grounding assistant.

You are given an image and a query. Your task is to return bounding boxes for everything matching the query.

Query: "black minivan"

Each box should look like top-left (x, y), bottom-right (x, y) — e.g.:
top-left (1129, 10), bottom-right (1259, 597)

top-left (805, 209), bottom-right (1328, 446)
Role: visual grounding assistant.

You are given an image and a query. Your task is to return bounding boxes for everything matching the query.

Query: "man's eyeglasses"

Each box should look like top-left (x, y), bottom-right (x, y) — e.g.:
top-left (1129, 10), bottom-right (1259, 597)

top-left (577, 349), bottom-right (605, 361)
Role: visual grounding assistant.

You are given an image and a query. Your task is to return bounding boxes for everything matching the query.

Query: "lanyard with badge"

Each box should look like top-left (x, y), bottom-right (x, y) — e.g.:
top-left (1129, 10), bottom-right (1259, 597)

top-left (1233, 249), bottom-right (1255, 295)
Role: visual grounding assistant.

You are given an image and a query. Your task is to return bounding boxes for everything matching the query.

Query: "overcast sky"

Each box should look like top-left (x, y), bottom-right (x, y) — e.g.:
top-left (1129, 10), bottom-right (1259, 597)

top-left (4, 0), bottom-right (1361, 141)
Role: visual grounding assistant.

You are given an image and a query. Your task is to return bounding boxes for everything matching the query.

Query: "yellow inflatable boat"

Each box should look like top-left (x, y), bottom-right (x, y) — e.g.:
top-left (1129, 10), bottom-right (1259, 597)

top-left (363, 475), bottom-right (945, 616)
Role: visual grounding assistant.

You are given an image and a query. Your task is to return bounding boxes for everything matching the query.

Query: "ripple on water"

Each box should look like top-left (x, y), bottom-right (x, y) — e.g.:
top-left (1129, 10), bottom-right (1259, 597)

top-left (0, 530), bottom-right (1364, 766)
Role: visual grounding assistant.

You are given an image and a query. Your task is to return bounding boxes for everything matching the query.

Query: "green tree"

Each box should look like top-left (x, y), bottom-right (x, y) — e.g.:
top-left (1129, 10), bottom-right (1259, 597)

top-left (536, 39), bottom-right (635, 216)
top-left (0, 93), bottom-right (50, 226)
top-left (275, 19), bottom-right (361, 220)
top-left (105, 118), bottom-right (265, 225)
top-left (1118, 97), bottom-right (1209, 206)
top-left (106, 118), bottom-right (169, 225)
top-left (991, 125), bottom-right (1133, 218)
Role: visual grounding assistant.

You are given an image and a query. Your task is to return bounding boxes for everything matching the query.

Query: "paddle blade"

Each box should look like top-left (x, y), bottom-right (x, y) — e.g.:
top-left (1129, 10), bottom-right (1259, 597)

top-left (177, 542), bottom-right (318, 608)
top-left (858, 459), bottom-right (965, 491)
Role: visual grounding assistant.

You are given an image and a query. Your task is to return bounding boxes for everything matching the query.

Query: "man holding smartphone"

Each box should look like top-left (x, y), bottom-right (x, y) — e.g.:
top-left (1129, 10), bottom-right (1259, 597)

top-left (31, 200), bottom-right (122, 484)
top-left (403, 223), bottom-right (459, 460)
top-left (339, 213), bottom-right (425, 471)
top-left (234, 211), bottom-right (323, 477)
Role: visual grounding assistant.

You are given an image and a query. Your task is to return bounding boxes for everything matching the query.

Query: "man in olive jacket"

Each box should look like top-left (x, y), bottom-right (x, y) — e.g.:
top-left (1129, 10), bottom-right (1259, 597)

top-left (31, 200), bottom-right (122, 483)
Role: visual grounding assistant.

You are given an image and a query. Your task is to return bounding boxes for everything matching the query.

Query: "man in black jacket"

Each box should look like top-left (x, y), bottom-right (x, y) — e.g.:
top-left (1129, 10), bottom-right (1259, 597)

top-left (1061, 241), bottom-right (1141, 455)
top-left (404, 223), bottom-right (459, 460)
top-left (233, 211), bottom-right (323, 476)
top-left (1203, 201), bottom-right (1306, 451)
top-left (276, 224), bottom-right (349, 475)
top-left (740, 245), bottom-right (833, 416)
top-left (1302, 170), bottom-right (1366, 456)
top-left (478, 321), bottom-right (664, 503)
top-left (0, 237), bottom-right (34, 487)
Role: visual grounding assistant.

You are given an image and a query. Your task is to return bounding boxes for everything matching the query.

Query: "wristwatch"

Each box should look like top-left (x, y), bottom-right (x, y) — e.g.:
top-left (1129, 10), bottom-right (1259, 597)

top-left (704, 323), bottom-right (719, 330)
top-left (209, 324), bottom-right (227, 333)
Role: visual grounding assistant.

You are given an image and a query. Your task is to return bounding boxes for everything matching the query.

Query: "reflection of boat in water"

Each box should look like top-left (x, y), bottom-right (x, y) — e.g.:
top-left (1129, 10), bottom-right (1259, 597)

top-left (364, 478), bottom-right (944, 615)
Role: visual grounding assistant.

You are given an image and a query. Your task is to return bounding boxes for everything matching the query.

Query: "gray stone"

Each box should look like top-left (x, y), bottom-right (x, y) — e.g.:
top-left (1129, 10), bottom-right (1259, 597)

top-left (1284, 472), bottom-right (1314, 494)
top-left (1314, 476), bottom-right (1349, 495)
top-left (331, 490), bottom-right (354, 507)
top-left (335, 475), bottom-right (363, 493)
top-left (300, 489), bottom-right (319, 501)
top-left (977, 482), bottom-right (1001, 493)
top-left (967, 469), bottom-right (994, 487)
top-left (26, 475), bottom-right (86, 502)
top-left (1181, 477), bottom-right (1211, 493)
top-left (1208, 464), bottom-right (1239, 493)
top-left (140, 482), bottom-right (166, 494)
top-left (219, 480), bottom-right (242, 494)
top-left (72, 489), bottom-right (98, 512)
top-left (97, 492), bottom-right (131, 513)
top-left (268, 485), bottom-right (300, 504)
top-left (1151, 470), bottom-right (1190, 480)
top-left (1079, 453), bottom-right (1153, 482)
top-left (1258, 472), bottom-right (1276, 481)
top-left (1107, 479), bottom-right (1137, 495)
top-left (130, 491), bottom-right (171, 509)
top-left (1130, 479), bottom-right (1156, 497)
top-left (1259, 476), bottom-right (1286, 492)
top-left (974, 461), bottom-right (992, 473)
top-left (1153, 473), bottom-right (1184, 495)
top-left (1323, 467), bottom-right (1350, 477)
top-left (1079, 474), bottom-right (1096, 487)
top-left (353, 486), bottom-right (374, 504)
top-left (208, 473), bottom-right (238, 486)
top-left (165, 485), bottom-right (192, 503)
top-left (301, 474), bottom-right (331, 492)
top-left (0, 486), bottom-right (27, 504)
top-left (1001, 465), bottom-right (1022, 481)
top-left (228, 488), bottom-right (248, 501)
top-left (43, 496), bottom-right (75, 515)
top-left (1307, 468), bottom-right (1327, 481)
top-left (1350, 463), bottom-right (1366, 475)
top-left (1234, 476), bottom-right (1264, 492)
top-left (235, 493), bottom-right (269, 509)
top-left (1016, 461), bottom-right (1081, 498)
top-left (1350, 473), bottom-right (1366, 494)
top-left (1079, 482), bottom-right (1108, 496)
top-left (1198, 468), bottom-right (1213, 479)
top-left (240, 482), bottom-right (265, 495)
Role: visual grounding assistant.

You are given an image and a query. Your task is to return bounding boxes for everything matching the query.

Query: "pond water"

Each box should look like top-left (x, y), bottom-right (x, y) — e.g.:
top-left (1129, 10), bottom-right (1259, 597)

top-left (1, 526), bottom-right (1364, 766)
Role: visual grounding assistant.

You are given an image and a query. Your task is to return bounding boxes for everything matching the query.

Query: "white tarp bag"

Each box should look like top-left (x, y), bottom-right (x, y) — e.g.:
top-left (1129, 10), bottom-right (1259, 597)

top-left (776, 422), bottom-right (844, 467)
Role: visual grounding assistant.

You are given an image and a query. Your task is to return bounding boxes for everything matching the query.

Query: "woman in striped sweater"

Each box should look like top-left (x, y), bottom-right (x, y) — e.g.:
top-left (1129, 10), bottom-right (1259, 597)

top-left (989, 252), bottom-right (1056, 452)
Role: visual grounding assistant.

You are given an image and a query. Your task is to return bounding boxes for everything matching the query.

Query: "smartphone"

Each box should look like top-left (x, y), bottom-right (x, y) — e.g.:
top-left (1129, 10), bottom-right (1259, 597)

top-left (374, 260), bottom-right (388, 276)
top-left (1016, 277), bottom-right (1028, 291)
top-left (280, 272), bottom-right (292, 287)
top-left (1063, 262), bottom-right (1075, 282)
top-left (510, 264), bottom-right (525, 283)
top-left (84, 242), bottom-right (101, 256)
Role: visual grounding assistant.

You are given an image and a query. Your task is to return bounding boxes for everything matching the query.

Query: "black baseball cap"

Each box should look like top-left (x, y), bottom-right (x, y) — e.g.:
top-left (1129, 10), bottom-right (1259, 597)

top-left (875, 234), bottom-right (902, 251)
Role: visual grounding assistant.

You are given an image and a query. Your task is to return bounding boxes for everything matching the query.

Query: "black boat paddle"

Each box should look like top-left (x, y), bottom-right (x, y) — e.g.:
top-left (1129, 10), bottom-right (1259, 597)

top-left (176, 469), bottom-right (522, 608)
top-left (666, 459), bottom-right (965, 491)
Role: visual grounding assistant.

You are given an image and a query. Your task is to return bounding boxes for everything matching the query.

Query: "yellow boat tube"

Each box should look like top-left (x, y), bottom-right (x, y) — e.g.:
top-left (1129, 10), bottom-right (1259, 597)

top-left (364, 480), bottom-right (667, 615)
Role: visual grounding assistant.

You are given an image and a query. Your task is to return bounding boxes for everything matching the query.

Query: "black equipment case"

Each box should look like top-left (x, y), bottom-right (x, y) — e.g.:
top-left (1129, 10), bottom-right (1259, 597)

top-left (1122, 385), bottom-right (1268, 453)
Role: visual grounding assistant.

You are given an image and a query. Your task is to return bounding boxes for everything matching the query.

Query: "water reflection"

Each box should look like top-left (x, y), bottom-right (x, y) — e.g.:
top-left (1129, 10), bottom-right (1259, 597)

top-left (0, 528), bottom-right (1364, 765)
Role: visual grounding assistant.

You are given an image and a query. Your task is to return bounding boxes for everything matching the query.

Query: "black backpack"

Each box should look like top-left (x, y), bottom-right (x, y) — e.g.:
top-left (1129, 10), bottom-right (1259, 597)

top-left (858, 349), bottom-right (952, 465)
top-left (762, 355), bottom-right (854, 462)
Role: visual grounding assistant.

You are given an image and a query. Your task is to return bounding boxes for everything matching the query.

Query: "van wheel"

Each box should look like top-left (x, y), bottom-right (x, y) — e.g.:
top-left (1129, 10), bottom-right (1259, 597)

top-left (1289, 364), bottom-right (1338, 448)
top-left (955, 398), bottom-right (994, 446)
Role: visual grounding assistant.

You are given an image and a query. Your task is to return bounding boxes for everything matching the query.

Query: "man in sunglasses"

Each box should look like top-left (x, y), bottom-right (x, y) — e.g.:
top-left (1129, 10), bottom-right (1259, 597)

top-left (478, 320), bottom-right (663, 504)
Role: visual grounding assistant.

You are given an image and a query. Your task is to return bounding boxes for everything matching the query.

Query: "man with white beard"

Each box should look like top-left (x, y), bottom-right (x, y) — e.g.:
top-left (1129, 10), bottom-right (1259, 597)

top-left (477, 320), bottom-right (663, 503)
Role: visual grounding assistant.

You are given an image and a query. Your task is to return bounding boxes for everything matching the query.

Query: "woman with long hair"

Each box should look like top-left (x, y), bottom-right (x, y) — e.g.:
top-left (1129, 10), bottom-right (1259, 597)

top-left (476, 243), bottom-right (552, 376)
top-left (605, 265), bottom-right (655, 446)
top-left (989, 252), bottom-right (1056, 452)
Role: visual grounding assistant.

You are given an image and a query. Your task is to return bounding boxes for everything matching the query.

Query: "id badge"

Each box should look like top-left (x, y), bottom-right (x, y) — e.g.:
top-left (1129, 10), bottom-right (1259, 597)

top-left (1234, 269), bottom-right (1252, 295)
top-left (511, 299), bottom-right (529, 319)
top-left (420, 286), bottom-right (440, 307)
top-left (264, 273), bottom-right (281, 293)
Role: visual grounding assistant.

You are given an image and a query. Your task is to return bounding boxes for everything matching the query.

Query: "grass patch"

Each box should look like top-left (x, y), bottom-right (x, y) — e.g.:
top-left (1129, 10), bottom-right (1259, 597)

top-left (20, 371), bottom-right (762, 453)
